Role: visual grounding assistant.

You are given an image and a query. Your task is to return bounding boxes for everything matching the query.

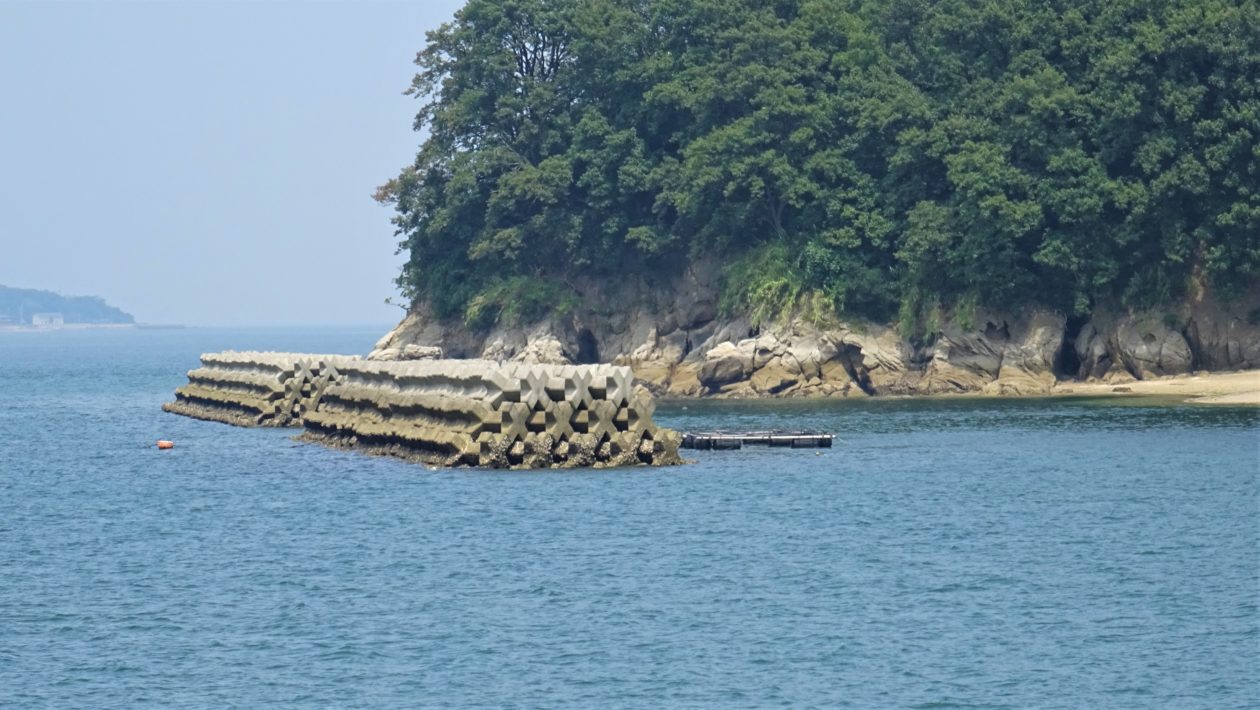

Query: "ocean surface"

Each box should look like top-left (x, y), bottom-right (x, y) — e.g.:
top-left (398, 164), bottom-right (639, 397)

top-left (1, 327), bottom-right (1257, 709)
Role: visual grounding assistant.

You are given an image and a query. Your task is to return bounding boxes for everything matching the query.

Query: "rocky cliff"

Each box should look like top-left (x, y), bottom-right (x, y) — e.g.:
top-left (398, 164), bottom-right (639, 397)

top-left (370, 266), bottom-right (1260, 399)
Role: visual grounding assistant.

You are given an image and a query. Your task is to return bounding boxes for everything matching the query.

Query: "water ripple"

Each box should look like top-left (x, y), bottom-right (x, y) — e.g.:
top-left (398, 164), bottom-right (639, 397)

top-left (1, 329), bottom-right (1257, 708)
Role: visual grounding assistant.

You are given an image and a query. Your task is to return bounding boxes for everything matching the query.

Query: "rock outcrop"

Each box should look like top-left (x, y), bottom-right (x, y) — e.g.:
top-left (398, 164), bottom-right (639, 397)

top-left (1183, 290), bottom-right (1260, 371)
top-left (367, 270), bottom-right (1260, 397)
top-left (370, 344), bottom-right (445, 362)
top-left (1109, 315), bottom-right (1193, 380)
top-left (1068, 291), bottom-right (1260, 381)
top-left (915, 312), bottom-right (1065, 395)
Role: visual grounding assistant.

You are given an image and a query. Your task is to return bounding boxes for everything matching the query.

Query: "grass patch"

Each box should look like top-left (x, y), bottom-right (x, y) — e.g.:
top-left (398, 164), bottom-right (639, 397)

top-left (718, 243), bottom-right (838, 327)
top-left (464, 277), bottom-right (577, 330)
top-left (718, 243), bottom-right (805, 326)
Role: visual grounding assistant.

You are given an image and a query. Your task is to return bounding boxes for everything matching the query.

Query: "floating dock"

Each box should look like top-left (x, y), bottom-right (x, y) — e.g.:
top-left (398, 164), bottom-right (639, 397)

top-left (681, 431), bottom-right (834, 450)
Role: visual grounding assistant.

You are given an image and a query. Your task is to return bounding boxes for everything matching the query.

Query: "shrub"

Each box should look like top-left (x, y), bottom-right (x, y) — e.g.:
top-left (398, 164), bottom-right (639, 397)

top-left (463, 277), bottom-right (576, 331)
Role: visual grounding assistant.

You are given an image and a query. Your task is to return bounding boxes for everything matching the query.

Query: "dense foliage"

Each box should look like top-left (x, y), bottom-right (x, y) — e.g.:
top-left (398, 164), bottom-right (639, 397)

top-left (380, 0), bottom-right (1260, 328)
top-left (0, 286), bottom-right (134, 325)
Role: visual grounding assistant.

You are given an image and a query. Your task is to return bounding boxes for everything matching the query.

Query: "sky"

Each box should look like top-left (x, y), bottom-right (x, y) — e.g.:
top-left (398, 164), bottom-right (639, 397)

top-left (0, 0), bottom-right (465, 326)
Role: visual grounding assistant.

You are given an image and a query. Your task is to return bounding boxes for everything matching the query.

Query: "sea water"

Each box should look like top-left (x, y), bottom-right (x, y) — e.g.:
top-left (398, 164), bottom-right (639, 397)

top-left (1, 327), bottom-right (1257, 708)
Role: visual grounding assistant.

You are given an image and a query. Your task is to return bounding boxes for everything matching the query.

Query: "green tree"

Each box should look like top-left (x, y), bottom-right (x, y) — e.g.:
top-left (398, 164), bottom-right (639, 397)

top-left (383, 0), bottom-right (1260, 330)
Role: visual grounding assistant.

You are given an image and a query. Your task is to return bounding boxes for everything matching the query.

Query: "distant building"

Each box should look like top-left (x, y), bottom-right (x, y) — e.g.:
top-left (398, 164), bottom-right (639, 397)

top-left (31, 312), bottom-right (64, 328)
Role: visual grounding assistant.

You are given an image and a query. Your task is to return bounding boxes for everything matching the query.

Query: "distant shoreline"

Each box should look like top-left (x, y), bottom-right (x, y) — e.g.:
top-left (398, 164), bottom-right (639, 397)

top-left (0, 323), bottom-right (184, 332)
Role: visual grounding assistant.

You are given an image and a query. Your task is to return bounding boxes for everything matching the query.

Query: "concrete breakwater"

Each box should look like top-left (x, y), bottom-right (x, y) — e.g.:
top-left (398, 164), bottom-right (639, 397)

top-left (162, 351), bottom-right (360, 427)
top-left (164, 352), bottom-right (681, 469)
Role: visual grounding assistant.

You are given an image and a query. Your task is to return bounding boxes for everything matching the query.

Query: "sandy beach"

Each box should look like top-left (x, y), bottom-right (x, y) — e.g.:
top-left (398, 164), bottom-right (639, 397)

top-left (1051, 370), bottom-right (1260, 405)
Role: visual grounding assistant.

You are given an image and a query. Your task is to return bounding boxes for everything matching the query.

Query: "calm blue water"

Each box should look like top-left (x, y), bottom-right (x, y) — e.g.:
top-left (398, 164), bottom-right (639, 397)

top-left (1, 327), bottom-right (1257, 709)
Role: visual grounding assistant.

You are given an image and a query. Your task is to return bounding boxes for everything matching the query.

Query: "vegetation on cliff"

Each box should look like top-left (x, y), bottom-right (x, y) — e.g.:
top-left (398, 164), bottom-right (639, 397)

top-left (379, 0), bottom-right (1260, 330)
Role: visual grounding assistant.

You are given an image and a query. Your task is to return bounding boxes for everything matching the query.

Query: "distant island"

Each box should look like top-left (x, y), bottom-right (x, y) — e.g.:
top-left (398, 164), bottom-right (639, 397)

top-left (0, 285), bottom-right (134, 327)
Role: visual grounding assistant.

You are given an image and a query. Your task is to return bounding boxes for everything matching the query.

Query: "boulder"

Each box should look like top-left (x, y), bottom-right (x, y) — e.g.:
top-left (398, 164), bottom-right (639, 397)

top-left (749, 356), bottom-right (799, 394)
top-left (369, 347), bottom-right (402, 362)
top-left (481, 338), bottom-right (513, 361)
top-left (665, 362), bottom-right (703, 397)
top-left (818, 359), bottom-right (854, 386)
top-left (402, 344), bottom-right (444, 361)
top-left (629, 359), bottom-right (673, 392)
top-left (622, 326), bottom-right (689, 394)
top-left (698, 341), bottom-right (755, 389)
top-left (750, 334), bottom-right (787, 369)
top-left (1110, 316), bottom-right (1192, 379)
top-left (510, 335), bottom-right (572, 365)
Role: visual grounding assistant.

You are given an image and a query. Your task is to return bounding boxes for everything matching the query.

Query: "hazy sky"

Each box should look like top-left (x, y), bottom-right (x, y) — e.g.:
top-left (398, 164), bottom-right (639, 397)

top-left (1, 0), bottom-right (465, 325)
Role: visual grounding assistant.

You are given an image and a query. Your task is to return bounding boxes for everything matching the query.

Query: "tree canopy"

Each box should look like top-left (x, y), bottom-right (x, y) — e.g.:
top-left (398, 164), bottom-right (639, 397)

top-left (380, 0), bottom-right (1260, 329)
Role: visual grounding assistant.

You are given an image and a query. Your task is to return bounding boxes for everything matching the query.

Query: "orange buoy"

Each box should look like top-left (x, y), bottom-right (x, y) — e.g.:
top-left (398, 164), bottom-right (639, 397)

top-left (157, 440), bottom-right (174, 450)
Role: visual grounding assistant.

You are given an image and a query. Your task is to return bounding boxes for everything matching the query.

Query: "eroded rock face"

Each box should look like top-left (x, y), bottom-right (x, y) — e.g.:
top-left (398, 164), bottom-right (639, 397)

top-left (920, 329), bottom-right (1003, 394)
top-left (1110, 316), bottom-right (1193, 379)
top-left (370, 278), bottom-right (1257, 396)
top-left (404, 345), bottom-right (444, 360)
top-left (910, 312), bottom-right (1066, 395)
top-left (1183, 289), bottom-right (1260, 370)
top-left (371, 306), bottom-right (1065, 398)
top-left (691, 330), bottom-right (857, 397)
top-left (508, 335), bottom-right (570, 365)
top-left (371, 344), bottom-right (445, 361)
top-left (840, 328), bottom-right (909, 393)
top-left (1074, 323), bottom-right (1112, 380)
top-left (370, 311), bottom-right (468, 361)
top-left (988, 312), bottom-right (1066, 395)
top-left (749, 356), bottom-right (801, 394)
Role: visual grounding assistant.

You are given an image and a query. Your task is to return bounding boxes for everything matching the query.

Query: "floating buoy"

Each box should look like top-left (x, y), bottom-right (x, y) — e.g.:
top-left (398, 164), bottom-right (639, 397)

top-left (157, 440), bottom-right (174, 450)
